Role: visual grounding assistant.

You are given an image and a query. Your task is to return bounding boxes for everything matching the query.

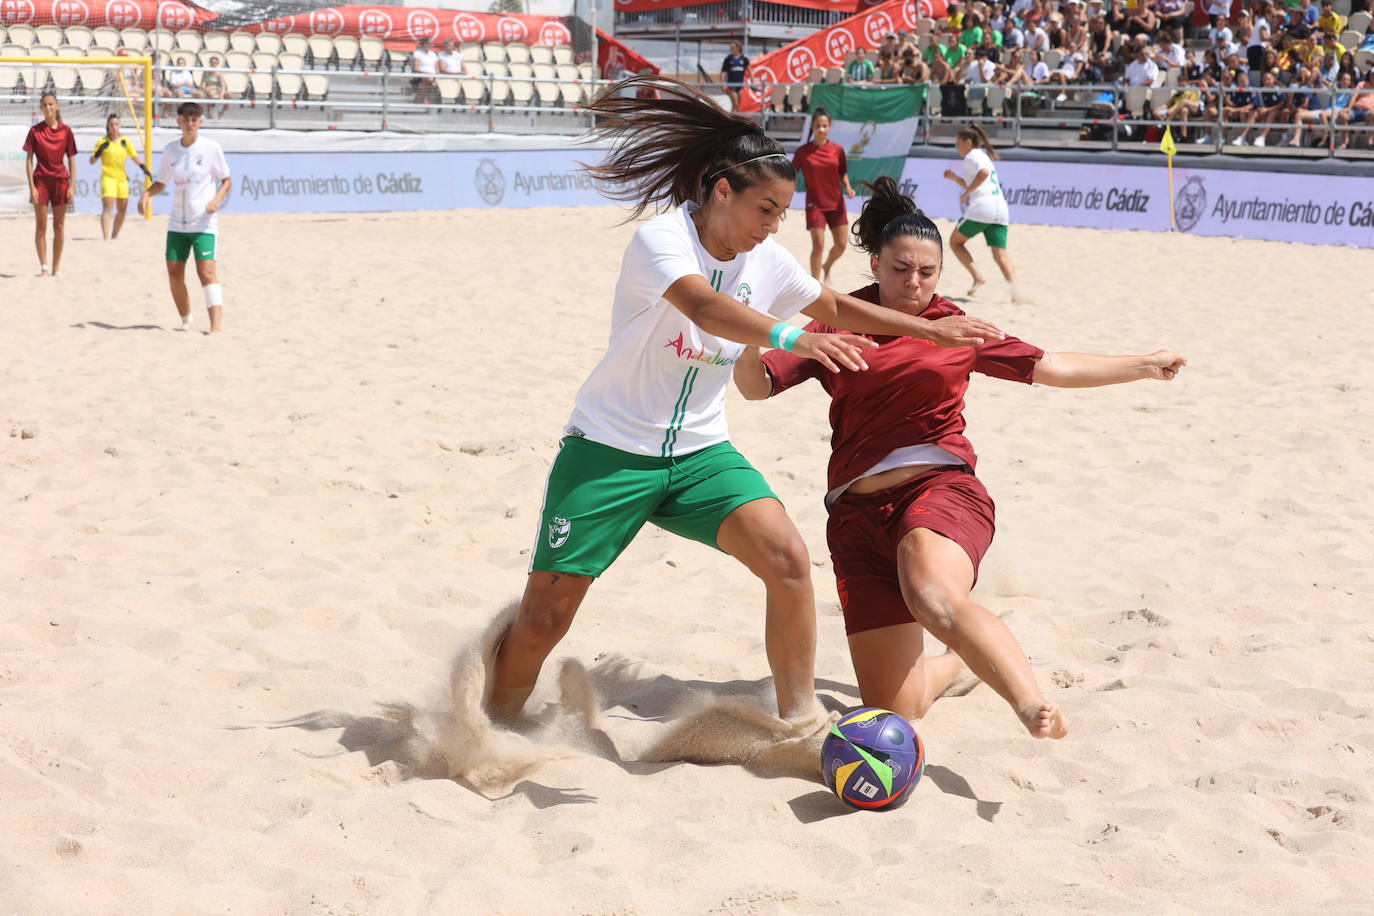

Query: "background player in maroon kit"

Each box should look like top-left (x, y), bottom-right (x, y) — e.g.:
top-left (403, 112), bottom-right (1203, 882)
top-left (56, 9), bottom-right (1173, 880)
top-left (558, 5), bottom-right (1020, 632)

top-left (734, 177), bottom-right (1186, 740)
top-left (23, 93), bottom-right (78, 278)
top-left (792, 109), bottom-right (856, 282)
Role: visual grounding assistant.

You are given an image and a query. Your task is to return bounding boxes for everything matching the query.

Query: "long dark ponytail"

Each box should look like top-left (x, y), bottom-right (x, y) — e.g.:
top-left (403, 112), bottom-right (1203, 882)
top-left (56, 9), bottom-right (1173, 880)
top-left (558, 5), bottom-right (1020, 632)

top-left (956, 123), bottom-right (998, 159)
top-left (581, 76), bottom-right (795, 220)
top-left (850, 176), bottom-right (942, 257)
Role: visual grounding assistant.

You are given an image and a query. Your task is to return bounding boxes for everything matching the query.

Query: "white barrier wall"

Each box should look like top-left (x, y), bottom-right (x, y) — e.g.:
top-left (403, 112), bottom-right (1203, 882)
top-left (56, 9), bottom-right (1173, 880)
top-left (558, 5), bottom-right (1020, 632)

top-left (4, 131), bottom-right (1370, 248)
top-left (897, 157), bottom-right (1374, 248)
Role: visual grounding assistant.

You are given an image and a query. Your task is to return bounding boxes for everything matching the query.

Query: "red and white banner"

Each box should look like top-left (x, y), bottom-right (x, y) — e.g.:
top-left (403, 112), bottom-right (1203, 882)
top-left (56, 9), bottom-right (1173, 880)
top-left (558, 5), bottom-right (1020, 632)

top-left (613, 0), bottom-right (885, 13)
top-left (740, 0), bottom-right (947, 110)
top-left (596, 27), bottom-right (658, 79)
top-left (0, 0), bottom-right (578, 48)
top-left (0, 0), bottom-right (217, 30)
top-left (240, 6), bottom-right (574, 47)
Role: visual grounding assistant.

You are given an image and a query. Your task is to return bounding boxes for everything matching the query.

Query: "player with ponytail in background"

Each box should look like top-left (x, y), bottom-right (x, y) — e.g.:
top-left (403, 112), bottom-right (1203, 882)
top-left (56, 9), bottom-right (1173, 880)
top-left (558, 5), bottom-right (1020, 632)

top-left (90, 114), bottom-right (152, 241)
top-left (943, 124), bottom-right (1026, 302)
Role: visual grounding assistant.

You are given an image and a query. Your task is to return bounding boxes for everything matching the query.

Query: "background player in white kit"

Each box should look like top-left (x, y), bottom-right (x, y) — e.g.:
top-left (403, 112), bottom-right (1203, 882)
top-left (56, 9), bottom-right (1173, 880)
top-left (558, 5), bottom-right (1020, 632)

top-left (140, 102), bottom-right (232, 333)
top-left (942, 124), bottom-right (1025, 303)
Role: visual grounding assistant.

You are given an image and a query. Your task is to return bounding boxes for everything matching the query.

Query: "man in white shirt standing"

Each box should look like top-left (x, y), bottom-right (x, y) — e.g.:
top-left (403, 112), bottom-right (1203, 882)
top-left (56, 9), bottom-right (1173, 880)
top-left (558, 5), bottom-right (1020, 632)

top-left (140, 102), bottom-right (232, 333)
top-left (411, 36), bottom-right (439, 103)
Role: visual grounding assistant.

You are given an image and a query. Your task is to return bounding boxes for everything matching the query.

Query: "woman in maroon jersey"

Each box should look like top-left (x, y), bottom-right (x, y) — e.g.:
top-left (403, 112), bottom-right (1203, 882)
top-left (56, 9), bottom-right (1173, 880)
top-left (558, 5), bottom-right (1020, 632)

top-left (791, 108), bottom-right (856, 282)
top-left (23, 93), bottom-right (78, 278)
top-left (733, 177), bottom-right (1186, 739)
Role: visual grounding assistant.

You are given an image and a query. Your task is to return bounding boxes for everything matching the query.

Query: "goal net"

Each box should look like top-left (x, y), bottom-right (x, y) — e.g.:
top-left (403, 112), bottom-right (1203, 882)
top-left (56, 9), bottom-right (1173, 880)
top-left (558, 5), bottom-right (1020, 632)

top-left (0, 56), bottom-right (152, 215)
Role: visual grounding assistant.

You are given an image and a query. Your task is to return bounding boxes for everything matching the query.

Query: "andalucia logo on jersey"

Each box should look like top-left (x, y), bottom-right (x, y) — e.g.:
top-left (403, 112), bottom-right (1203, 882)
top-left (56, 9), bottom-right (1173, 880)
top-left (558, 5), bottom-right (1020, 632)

top-left (736, 283), bottom-right (752, 307)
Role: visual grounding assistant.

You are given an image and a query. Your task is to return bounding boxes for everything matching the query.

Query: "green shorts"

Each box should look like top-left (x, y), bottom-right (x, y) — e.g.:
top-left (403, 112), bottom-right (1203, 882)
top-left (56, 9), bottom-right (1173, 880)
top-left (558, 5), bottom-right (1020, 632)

top-left (955, 219), bottom-right (1009, 249)
top-left (530, 436), bottom-right (779, 577)
top-left (166, 231), bottom-right (217, 262)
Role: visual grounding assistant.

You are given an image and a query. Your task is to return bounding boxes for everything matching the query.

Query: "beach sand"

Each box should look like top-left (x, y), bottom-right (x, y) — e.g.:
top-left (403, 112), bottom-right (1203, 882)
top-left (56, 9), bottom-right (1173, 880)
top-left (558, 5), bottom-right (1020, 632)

top-left (2, 207), bottom-right (1371, 913)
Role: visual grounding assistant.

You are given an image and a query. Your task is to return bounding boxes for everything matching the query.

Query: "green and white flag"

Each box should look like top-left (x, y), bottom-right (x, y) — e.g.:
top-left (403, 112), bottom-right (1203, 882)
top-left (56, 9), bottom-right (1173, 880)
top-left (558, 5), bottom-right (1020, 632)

top-left (803, 84), bottom-right (925, 194)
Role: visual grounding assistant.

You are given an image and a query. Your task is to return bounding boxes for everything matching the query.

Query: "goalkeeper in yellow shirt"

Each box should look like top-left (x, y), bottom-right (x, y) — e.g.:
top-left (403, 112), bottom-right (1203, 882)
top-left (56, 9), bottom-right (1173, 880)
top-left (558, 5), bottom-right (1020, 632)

top-left (89, 114), bottom-right (151, 241)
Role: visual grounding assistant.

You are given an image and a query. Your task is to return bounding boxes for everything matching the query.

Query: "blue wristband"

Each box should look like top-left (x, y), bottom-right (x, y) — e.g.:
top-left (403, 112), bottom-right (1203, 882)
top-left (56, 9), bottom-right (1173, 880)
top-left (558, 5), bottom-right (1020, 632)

top-left (769, 322), bottom-right (804, 352)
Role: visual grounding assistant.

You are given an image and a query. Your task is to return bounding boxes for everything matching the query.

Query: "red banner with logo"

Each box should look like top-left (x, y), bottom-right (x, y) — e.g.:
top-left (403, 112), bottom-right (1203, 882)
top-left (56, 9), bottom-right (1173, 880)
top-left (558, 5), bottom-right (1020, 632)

top-left (596, 27), bottom-right (659, 79)
top-left (0, 0), bottom-right (576, 48)
top-left (739, 0), bottom-right (947, 110)
top-left (612, 0), bottom-right (884, 13)
top-left (243, 7), bottom-right (574, 47)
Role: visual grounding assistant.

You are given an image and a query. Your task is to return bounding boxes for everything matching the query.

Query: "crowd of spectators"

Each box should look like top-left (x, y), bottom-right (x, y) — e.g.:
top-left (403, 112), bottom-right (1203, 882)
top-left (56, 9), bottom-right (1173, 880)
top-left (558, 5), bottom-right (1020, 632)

top-left (833, 0), bottom-right (1374, 147)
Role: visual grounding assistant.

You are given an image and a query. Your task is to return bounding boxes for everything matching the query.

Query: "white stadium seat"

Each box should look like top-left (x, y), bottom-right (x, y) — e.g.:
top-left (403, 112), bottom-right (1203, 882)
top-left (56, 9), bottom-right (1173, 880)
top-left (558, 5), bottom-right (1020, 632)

top-left (228, 31), bottom-right (256, 54)
top-left (359, 36), bottom-right (384, 69)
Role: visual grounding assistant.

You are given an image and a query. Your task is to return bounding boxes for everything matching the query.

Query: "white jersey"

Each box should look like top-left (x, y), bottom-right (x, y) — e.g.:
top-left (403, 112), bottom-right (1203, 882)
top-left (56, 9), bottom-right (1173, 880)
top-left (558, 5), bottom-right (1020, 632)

top-left (157, 137), bottom-right (230, 234)
top-left (567, 202), bottom-right (822, 457)
top-left (961, 147), bottom-right (1009, 225)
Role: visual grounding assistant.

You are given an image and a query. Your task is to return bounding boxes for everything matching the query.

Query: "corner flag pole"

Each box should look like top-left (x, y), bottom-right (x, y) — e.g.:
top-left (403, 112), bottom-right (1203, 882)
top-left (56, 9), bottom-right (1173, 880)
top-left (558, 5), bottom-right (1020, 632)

top-left (1159, 125), bottom-right (1177, 231)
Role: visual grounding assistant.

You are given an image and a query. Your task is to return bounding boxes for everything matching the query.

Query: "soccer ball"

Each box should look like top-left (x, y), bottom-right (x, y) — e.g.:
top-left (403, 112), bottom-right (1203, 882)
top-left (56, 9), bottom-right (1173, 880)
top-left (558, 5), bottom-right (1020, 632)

top-left (821, 707), bottom-right (925, 810)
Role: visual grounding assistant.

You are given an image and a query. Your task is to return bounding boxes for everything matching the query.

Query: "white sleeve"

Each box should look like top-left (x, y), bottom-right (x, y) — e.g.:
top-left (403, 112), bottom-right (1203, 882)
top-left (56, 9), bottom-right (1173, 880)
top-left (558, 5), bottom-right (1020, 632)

top-left (212, 143), bottom-right (230, 180)
top-left (766, 247), bottom-right (823, 319)
top-left (622, 220), bottom-right (702, 305)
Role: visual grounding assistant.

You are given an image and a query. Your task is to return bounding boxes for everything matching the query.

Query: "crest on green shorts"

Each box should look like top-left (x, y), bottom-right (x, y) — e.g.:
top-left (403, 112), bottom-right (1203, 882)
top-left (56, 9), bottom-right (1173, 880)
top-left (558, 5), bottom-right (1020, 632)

top-left (548, 517), bottom-right (571, 549)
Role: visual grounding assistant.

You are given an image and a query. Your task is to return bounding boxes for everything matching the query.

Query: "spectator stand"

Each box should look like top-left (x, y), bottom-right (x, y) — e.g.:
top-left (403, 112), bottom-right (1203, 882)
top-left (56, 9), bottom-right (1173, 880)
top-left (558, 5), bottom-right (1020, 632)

top-left (745, 0), bottom-right (1374, 161)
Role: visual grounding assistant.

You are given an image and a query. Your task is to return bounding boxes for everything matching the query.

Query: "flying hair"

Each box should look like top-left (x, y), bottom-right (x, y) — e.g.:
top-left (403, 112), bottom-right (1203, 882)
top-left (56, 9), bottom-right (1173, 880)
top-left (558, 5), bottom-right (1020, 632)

top-left (850, 176), bottom-right (943, 257)
top-left (580, 76), bottom-right (795, 220)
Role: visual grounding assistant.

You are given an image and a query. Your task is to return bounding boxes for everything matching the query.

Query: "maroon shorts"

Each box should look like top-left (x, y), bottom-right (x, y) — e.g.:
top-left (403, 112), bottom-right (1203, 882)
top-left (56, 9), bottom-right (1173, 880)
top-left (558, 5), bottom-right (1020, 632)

top-left (805, 203), bottom-right (848, 230)
top-left (827, 467), bottom-right (996, 636)
top-left (33, 175), bottom-right (69, 207)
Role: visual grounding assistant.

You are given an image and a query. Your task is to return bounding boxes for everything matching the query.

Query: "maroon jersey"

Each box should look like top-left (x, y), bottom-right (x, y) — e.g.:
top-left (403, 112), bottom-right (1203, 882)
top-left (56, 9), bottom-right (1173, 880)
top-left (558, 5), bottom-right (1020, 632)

top-left (792, 140), bottom-right (847, 211)
top-left (761, 285), bottom-right (1044, 500)
top-left (22, 122), bottom-right (76, 179)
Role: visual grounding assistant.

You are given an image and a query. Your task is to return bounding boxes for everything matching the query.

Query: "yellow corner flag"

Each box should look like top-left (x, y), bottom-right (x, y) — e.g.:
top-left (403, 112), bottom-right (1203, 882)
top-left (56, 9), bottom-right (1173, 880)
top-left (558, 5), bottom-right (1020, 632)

top-left (1159, 125), bottom-right (1177, 158)
top-left (1160, 125), bottom-right (1177, 230)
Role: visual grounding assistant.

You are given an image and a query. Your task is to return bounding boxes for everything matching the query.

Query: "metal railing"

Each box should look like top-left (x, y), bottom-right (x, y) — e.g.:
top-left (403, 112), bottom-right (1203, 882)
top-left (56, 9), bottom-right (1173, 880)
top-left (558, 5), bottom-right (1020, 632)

top-left (757, 81), bottom-right (1374, 159)
top-left (0, 64), bottom-right (612, 134)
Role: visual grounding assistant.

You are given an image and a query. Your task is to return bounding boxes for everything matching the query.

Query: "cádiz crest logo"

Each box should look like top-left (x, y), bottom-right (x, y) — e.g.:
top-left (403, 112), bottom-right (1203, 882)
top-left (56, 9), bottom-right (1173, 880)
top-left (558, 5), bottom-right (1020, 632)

top-left (1175, 176), bottom-right (1205, 233)
top-left (548, 516), bottom-right (572, 548)
top-left (475, 158), bottom-right (505, 206)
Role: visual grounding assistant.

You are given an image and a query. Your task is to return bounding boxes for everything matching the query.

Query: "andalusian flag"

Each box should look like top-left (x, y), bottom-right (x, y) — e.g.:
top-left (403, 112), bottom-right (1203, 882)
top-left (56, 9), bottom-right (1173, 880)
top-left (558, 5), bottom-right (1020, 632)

top-left (803, 84), bottom-right (926, 193)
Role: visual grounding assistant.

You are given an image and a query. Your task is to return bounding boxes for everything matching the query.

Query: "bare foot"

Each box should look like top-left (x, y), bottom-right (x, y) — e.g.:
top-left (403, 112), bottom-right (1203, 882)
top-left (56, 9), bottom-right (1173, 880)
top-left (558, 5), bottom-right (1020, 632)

top-left (1019, 701), bottom-right (1069, 739)
top-left (967, 278), bottom-right (986, 298)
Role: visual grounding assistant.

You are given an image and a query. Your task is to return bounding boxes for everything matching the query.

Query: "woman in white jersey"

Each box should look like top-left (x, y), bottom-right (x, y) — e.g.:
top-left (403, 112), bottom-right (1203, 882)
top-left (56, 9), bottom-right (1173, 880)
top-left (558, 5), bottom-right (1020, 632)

top-left (139, 102), bottom-right (232, 333)
top-left (942, 124), bottom-right (1025, 303)
top-left (487, 76), bottom-right (1005, 725)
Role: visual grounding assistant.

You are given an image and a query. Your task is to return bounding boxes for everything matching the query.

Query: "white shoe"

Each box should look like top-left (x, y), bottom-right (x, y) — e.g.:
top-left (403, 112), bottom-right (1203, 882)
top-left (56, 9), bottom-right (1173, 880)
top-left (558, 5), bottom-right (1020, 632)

top-left (1197, 134), bottom-right (1212, 144)
top-left (1253, 135), bottom-right (1266, 147)
top-left (1232, 137), bottom-right (1248, 146)
top-left (1055, 91), bottom-right (1067, 102)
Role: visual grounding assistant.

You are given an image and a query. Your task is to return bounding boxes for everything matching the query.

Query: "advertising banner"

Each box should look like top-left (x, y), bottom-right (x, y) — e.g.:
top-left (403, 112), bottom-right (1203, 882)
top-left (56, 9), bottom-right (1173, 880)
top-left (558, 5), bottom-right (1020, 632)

top-left (228, 148), bottom-right (611, 212)
top-left (740, 0), bottom-right (949, 111)
top-left (897, 157), bottom-right (1374, 248)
